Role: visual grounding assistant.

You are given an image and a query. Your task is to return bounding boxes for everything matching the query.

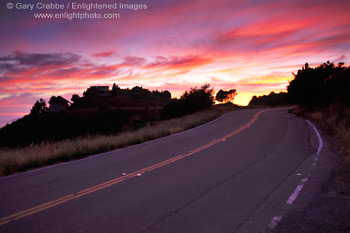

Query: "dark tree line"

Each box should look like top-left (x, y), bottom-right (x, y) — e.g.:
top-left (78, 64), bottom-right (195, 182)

top-left (288, 61), bottom-right (350, 108)
top-left (249, 61), bottom-right (349, 108)
top-left (248, 92), bottom-right (289, 107)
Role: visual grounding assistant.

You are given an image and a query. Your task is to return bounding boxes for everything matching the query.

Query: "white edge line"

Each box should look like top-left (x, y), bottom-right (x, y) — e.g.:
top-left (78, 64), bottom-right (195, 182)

top-left (286, 184), bottom-right (304, 205)
top-left (268, 215), bottom-right (283, 229)
top-left (268, 119), bottom-right (323, 229)
top-left (1, 109), bottom-right (258, 181)
top-left (306, 120), bottom-right (323, 154)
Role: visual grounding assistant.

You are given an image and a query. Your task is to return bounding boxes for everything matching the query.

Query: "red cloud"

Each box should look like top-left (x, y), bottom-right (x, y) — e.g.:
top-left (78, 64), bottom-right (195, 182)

top-left (92, 51), bottom-right (116, 58)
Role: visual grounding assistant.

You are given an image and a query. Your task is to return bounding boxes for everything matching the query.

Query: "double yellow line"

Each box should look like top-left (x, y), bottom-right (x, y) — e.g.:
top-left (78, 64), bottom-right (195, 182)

top-left (0, 110), bottom-right (266, 226)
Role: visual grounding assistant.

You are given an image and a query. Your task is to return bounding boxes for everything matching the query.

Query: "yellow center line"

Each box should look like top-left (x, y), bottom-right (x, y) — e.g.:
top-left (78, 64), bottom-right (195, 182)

top-left (0, 110), bottom-right (267, 226)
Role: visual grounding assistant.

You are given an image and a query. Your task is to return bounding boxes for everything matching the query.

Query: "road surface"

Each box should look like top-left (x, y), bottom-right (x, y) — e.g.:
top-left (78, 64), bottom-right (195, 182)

top-left (0, 108), bottom-right (335, 232)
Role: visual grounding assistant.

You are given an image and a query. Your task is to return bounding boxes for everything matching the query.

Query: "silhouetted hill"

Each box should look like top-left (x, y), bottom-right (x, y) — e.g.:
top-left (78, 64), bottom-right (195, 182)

top-left (0, 85), bottom-right (171, 148)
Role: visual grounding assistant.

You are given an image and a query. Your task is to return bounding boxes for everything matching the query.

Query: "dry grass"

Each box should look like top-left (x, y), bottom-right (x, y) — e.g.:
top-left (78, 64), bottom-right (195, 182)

top-left (0, 108), bottom-right (233, 176)
top-left (295, 104), bottom-right (350, 156)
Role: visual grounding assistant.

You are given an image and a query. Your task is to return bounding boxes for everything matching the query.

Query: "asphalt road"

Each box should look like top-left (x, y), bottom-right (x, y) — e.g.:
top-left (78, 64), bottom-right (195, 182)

top-left (0, 108), bottom-right (334, 233)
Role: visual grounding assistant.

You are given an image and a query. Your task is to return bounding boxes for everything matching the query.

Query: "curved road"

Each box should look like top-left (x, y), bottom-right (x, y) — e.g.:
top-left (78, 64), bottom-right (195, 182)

top-left (0, 108), bottom-right (334, 233)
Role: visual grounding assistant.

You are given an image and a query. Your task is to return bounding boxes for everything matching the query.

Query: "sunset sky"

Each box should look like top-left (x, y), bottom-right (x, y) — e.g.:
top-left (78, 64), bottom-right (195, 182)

top-left (0, 0), bottom-right (349, 127)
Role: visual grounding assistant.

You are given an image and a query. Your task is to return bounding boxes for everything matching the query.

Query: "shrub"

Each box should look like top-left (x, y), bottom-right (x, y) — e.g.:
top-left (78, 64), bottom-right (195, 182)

top-left (161, 84), bottom-right (214, 119)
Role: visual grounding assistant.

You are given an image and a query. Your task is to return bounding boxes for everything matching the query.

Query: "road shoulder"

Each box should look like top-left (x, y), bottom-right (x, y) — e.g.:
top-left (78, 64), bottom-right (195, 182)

top-left (274, 121), bottom-right (350, 233)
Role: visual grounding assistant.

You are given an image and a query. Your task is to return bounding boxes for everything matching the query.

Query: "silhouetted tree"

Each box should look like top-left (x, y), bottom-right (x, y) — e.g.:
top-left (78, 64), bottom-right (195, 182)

top-left (216, 90), bottom-right (226, 103)
top-left (30, 99), bottom-right (48, 115)
top-left (216, 89), bottom-right (237, 103)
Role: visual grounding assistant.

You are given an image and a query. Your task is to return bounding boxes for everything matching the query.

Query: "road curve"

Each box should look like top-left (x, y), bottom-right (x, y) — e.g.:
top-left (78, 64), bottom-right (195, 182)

top-left (0, 108), bottom-right (333, 233)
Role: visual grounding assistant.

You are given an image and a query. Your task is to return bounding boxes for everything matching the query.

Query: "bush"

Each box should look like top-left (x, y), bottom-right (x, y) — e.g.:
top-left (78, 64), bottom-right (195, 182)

top-left (161, 84), bottom-right (214, 119)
